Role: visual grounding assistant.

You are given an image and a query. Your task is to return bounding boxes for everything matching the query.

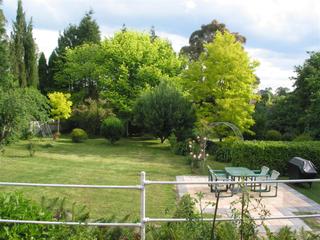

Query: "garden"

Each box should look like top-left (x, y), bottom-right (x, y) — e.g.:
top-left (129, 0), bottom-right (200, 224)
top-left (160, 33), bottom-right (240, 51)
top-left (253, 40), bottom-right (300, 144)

top-left (0, 0), bottom-right (320, 239)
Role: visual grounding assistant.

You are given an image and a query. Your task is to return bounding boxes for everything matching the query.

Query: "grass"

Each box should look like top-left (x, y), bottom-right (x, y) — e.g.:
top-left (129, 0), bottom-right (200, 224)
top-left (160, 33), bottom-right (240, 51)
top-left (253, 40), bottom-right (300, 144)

top-left (291, 182), bottom-right (320, 205)
top-left (0, 137), bottom-right (194, 220)
top-left (294, 211), bottom-right (320, 231)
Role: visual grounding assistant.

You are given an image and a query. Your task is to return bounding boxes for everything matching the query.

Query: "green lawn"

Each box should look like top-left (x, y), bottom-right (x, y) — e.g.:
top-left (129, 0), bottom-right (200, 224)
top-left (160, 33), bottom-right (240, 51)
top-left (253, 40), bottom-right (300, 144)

top-left (0, 137), bottom-right (193, 220)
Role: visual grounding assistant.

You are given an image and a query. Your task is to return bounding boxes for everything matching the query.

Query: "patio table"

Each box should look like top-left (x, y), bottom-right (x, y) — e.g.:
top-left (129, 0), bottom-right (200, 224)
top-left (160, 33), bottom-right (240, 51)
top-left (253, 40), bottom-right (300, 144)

top-left (225, 167), bottom-right (255, 178)
top-left (225, 167), bottom-right (256, 193)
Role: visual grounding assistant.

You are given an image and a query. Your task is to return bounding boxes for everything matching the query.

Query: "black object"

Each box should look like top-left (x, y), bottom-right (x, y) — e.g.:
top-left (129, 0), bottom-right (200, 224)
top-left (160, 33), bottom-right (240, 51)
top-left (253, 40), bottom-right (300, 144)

top-left (288, 157), bottom-right (318, 188)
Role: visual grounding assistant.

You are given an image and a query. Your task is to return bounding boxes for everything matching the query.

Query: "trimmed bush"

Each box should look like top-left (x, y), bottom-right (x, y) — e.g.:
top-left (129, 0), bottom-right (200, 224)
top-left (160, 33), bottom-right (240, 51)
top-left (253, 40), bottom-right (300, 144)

top-left (213, 141), bottom-right (320, 175)
top-left (168, 134), bottom-right (189, 156)
top-left (265, 130), bottom-right (282, 141)
top-left (101, 117), bottom-right (124, 144)
top-left (293, 132), bottom-right (313, 141)
top-left (71, 128), bottom-right (88, 143)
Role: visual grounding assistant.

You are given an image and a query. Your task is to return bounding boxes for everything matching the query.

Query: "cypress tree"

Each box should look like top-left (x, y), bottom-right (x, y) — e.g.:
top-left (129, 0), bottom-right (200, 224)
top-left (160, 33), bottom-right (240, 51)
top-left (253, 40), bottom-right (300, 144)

top-left (11, 0), bottom-right (27, 87)
top-left (38, 52), bottom-right (48, 93)
top-left (11, 0), bottom-right (38, 88)
top-left (0, 0), bottom-right (11, 88)
top-left (24, 19), bottom-right (38, 87)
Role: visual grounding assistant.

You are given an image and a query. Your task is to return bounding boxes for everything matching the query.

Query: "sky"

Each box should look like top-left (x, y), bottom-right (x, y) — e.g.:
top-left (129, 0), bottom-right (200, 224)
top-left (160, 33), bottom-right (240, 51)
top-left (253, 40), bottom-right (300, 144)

top-left (2, 0), bottom-right (320, 90)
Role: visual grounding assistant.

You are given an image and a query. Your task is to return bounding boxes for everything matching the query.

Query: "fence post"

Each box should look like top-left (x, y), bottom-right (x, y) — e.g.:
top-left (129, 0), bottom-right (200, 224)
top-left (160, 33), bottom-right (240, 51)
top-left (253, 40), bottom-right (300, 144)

top-left (140, 171), bottom-right (146, 240)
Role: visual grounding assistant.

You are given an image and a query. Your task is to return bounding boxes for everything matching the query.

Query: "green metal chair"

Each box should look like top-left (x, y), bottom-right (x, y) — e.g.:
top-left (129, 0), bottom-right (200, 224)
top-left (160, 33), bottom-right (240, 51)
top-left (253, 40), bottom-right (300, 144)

top-left (251, 166), bottom-right (270, 191)
top-left (207, 166), bottom-right (232, 197)
top-left (257, 170), bottom-right (280, 197)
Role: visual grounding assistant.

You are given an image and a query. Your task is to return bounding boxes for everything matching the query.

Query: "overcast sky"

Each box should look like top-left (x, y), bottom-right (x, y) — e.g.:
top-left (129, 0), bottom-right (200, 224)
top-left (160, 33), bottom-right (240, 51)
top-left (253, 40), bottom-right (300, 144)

top-left (2, 0), bottom-right (320, 90)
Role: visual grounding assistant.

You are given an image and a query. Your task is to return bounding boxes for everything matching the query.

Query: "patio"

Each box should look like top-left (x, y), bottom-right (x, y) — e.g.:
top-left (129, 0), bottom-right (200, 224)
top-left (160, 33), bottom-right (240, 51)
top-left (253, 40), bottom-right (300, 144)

top-left (176, 175), bottom-right (320, 232)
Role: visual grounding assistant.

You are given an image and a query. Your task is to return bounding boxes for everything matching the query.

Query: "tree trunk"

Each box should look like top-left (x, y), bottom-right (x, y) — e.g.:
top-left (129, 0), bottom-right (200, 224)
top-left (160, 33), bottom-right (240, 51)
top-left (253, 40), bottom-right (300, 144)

top-left (57, 118), bottom-right (60, 134)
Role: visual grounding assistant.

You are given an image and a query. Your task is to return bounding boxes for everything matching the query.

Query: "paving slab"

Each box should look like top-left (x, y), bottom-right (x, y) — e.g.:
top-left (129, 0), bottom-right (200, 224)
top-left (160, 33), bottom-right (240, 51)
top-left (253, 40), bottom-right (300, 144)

top-left (176, 176), bottom-right (320, 232)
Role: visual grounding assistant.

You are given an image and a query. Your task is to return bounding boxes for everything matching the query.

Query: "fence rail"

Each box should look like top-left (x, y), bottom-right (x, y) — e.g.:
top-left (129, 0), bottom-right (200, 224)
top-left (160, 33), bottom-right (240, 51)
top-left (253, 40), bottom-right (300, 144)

top-left (0, 172), bottom-right (320, 240)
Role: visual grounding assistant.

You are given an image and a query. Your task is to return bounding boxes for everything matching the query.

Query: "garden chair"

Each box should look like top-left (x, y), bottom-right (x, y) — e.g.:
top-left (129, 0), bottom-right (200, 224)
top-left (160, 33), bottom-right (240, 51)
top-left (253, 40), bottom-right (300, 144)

top-left (257, 170), bottom-right (280, 197)
top-left (251, 166), bottom-right (270, 191)
top-left (208, 166), bottom-right (233, 197)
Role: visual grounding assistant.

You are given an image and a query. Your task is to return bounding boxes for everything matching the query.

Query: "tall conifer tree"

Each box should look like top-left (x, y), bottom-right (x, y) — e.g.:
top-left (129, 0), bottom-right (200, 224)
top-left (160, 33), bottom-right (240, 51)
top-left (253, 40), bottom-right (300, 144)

top-left (38, 52), bottom-right (48, 93)
top-left (0, 0), bottom-right (11, 88)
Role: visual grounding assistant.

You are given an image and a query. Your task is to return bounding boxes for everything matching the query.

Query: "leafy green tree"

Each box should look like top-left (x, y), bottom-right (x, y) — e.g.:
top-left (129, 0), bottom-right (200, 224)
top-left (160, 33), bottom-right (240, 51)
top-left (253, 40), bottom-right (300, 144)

top-left (0, 88), bottom-right (49, 144)
top-left (59, 31), bottom-right (184, 122)
top-left (134, 82), bottom-right (196, 143)
top-left (180, 20), bottom-right (246, 60)
top-left (48, 92), bottom-right (72, 133)
top-left (0, 0), bottom-right (11, 89)
top-left (10, 0), bottom-right (38, 88)
top-left (48, 10), bottom-right (101, 91)
top-left (291, 51), bottom-right (320, 138)
top-left (183, 31), bottom-right (259, 134)
top-left (38, 52), bottom-right (48, 93)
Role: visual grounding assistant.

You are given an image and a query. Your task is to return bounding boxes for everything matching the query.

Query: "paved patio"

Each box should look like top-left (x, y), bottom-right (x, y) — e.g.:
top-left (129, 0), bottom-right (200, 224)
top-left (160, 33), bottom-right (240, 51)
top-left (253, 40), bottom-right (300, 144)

top-left (176, 176), bottom-right (320, 232)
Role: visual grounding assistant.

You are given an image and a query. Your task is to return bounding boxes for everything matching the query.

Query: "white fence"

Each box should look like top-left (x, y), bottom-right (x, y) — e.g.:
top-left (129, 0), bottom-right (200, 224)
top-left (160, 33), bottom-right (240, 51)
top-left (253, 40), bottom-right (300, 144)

top-left (1, 172), bottom-right (320, 240)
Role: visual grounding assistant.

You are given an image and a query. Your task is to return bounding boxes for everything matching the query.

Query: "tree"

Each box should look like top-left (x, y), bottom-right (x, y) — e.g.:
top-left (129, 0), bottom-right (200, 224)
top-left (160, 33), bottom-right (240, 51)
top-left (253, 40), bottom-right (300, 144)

top-left (0, 0), bottom-right (11, 89)
top-left (0, 88), bottom-right (49, 144)
top-left (183, 31), bottom-right (259, 134)
top-left (24, 19), bottom-right (38, 87)
top-left (48, 92), bottom-right (72, 133)
top-left (58, 30), bottom-right (184, 114)
top-left (48, 11), bottom-right (101, 91)
top-left (134, 82), bottom-right (196, 143)
top-left (38, 52), bottom-right (48, 93)
top-left (290, 51), bottom-right (320, 138)
top-left (10, 0), bottom-right (27, 87)
top-left (10, 0), bottom-right (38, 88)
top-left (180, 20), bottom-right (246, 60)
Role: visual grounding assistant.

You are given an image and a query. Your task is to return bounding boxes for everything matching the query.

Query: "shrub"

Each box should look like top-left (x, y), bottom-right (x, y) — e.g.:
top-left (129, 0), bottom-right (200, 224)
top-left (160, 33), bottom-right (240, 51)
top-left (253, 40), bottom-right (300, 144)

top-left (101, 117), bottom-right (124, 144)
top-left (72, 98), bottom-right (114, 135)
top-left (265, 130), bottom-right (282, 141)
top-left (293, 132), bottom-right (313, 141)
top-left (213, 141), bottom-right (320, 175)
top-left (71, 128), bottom-right (88, 143)
top-left (168, 134), bottom-right (189, 156)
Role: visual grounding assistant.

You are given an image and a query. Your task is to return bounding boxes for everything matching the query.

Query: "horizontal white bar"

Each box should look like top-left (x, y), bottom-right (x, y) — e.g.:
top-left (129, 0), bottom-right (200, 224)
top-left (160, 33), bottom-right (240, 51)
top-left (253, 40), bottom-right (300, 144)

top-left (146, 214), bottom-right (320, 222)
top-left (0, 219), bottom-right (141, 227)
top-left (0, 182), bottom-right (142, 189)
top-left (145, 178), bottom-right (320, 185)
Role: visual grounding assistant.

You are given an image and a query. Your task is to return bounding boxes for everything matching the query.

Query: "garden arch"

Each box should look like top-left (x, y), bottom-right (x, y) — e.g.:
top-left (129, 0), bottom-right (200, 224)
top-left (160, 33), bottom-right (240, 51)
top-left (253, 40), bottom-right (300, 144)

top-left (209, 122), bottom-right (244, 140)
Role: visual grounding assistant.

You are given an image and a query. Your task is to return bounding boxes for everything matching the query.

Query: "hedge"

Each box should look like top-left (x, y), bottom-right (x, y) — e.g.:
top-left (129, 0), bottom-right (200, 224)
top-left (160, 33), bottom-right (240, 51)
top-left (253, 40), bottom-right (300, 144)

top-left (211, 141), bottom-right (320, 175)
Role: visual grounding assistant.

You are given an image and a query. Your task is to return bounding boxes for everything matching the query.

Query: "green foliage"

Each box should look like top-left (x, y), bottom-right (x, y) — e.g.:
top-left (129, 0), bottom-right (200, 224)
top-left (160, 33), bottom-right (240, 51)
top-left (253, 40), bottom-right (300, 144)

top-left (265, 130), bottom-right (282, 141)
top-left (134, 82), bottom-right (196, 143)
top-left (0, 88), bottom-right (49, 144)
top-left (48, 92), bottom-right (72, 120)
top-left (0, 1), bottom-right (11, 89)
top-left (71, 128), bottom-right (88, 143)
top-left (72, 98), bottom-right (114, 135)
top-left (168, 134), bottom-right (189, 156)
top-left (213, 141), bottom-right (320, 175)
top-left (180, 19), bottom-right (246, 60)
top-left (10, 0), bottom-right (38, 88)
top-left (101, 117), bottom-right (124, 144)
top-left (38, 52), bottom-right (49, 94)
top-left (183, 31), bottom-right (259, 135)
top-left (293, 133), bottom-right (313, 142)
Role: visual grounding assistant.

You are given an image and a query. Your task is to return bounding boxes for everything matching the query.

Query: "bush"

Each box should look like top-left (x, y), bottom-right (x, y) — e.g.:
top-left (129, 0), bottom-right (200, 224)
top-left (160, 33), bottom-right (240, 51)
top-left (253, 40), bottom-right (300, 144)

top-left (213, 141), bottom-right (320, 175)
top-left (101, 117), bottom-right (124, 144)
top-left (72, 98), bottom-right (114, 136)
top-left (71, 128), bottom-right (88, 143)
top-left (293, 132), bottom-right (313, 141)
top-left (265, 130), bottom-right (282, 141)
top-left (168, 134), bottom-right (189, 156)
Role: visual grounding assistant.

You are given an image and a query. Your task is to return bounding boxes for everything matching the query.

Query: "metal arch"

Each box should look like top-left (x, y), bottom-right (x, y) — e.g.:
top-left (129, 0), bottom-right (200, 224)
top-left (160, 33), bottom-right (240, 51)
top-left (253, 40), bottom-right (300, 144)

top-left (209, 122), bottom-right (244, 140)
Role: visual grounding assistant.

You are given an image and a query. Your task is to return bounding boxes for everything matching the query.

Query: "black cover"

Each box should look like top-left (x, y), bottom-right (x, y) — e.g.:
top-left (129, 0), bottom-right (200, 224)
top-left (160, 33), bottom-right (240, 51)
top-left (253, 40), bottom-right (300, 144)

top-left (288, 157), bottom-right (318, 182)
